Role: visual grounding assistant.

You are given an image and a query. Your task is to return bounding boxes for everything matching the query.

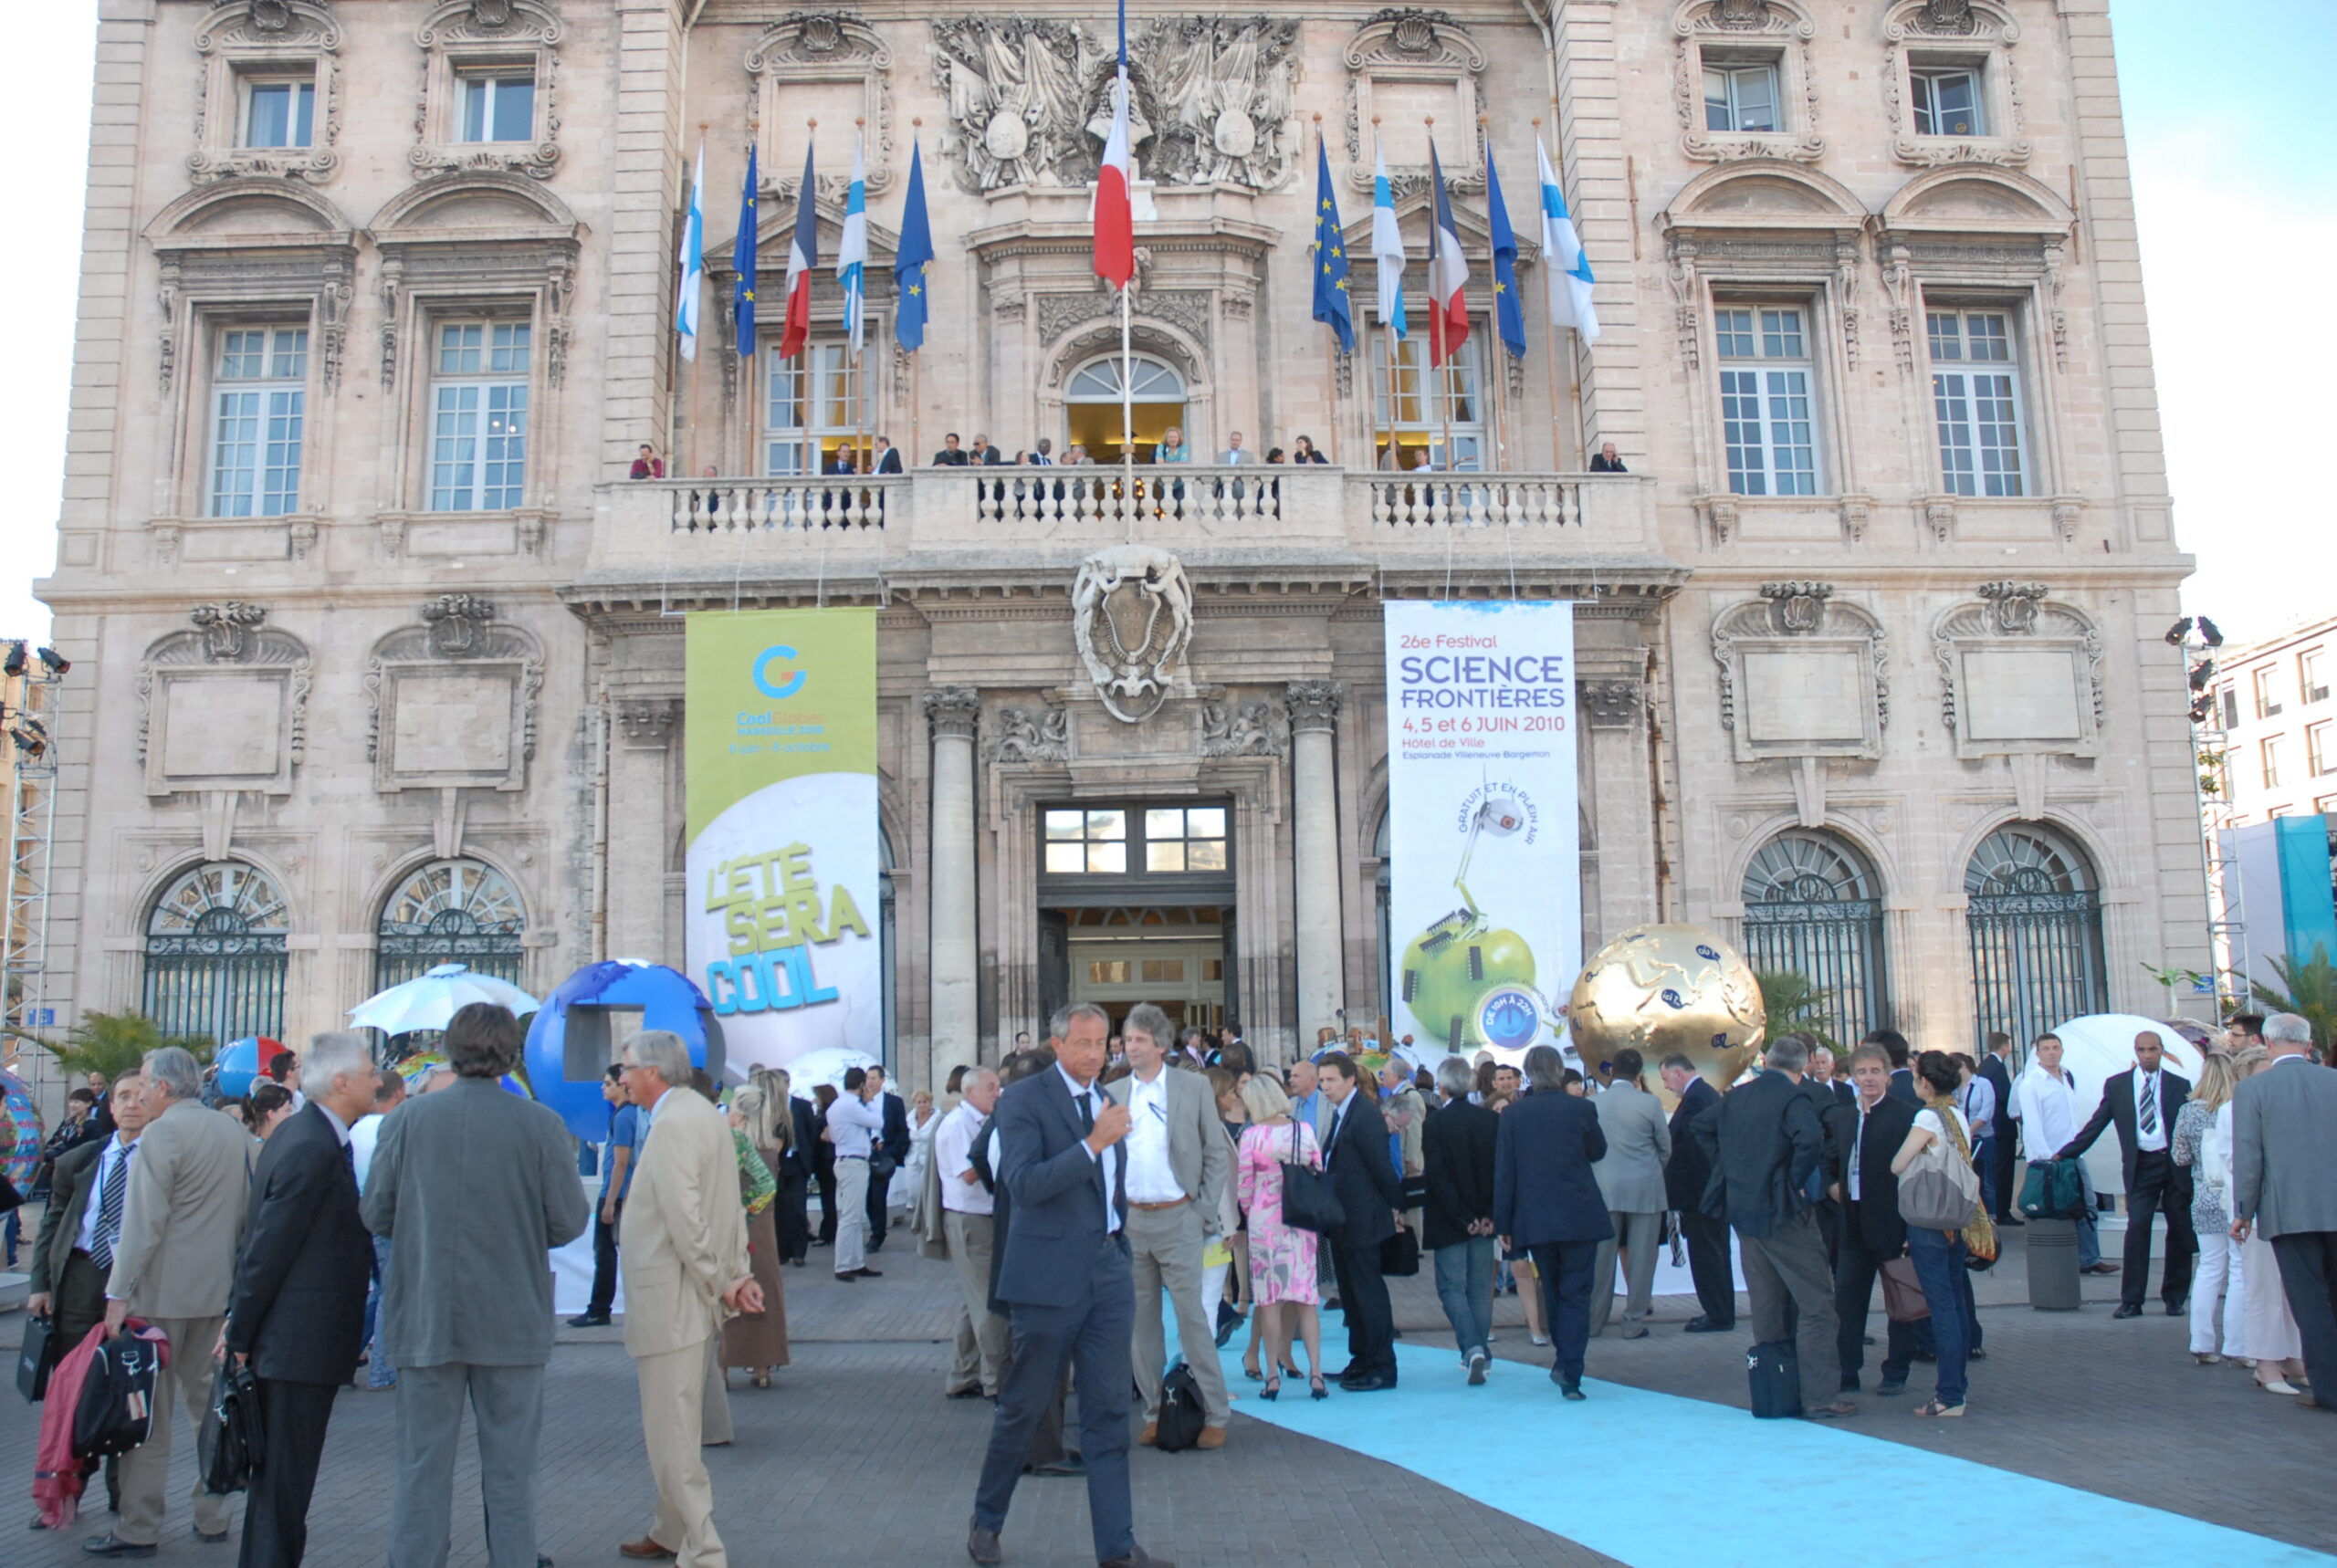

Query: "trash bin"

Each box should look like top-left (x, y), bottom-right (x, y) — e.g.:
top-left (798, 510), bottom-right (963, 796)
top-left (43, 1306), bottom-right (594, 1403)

top-left (2027, 1217), bottom-right (2080, 1311)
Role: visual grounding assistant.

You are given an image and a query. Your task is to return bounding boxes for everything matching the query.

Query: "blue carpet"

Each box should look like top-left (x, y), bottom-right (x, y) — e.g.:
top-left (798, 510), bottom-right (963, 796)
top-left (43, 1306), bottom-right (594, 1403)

top-left (1216, 1333), bottom-right (2332, 1568)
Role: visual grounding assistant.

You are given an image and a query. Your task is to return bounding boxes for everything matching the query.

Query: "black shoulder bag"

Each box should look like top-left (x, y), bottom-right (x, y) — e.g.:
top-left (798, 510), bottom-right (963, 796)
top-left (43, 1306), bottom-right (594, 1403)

top-left (1277, 1120), bottom-right (1344, 1235)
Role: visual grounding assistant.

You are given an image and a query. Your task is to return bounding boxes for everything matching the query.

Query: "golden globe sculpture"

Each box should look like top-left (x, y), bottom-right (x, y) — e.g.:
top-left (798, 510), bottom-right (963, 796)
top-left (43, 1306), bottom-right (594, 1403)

top-left (1567, 924), bottom-right (1766, 1099)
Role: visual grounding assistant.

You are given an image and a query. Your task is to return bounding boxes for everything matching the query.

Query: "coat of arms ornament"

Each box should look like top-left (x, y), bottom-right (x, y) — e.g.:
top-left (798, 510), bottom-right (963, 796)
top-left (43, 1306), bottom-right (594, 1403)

top-left (1072, 545), bottom-right (1194, 724)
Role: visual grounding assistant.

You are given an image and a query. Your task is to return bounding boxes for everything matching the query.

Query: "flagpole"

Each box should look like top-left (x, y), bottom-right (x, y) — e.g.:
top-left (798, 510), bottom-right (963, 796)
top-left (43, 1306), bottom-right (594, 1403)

top-left (853, 119), bottom-right (869, 485)
top-left (1429, 118), bottom-right (1456, 478)
top-left (907, 120), bottom-right (924, 472)
top-left (744, 124), bottom-right (760, 487)
top-left (1535, 120), bottom-right (1567, 469)
top-left (1480, 114), bottom-right (1511, 476)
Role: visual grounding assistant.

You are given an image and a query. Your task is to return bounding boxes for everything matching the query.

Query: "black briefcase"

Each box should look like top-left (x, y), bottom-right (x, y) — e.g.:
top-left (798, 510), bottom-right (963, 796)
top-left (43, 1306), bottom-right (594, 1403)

top-left (16, 1312), bottom-right (60, 1402)
top-left (1746, 1339), bottom-right (1802, 1419)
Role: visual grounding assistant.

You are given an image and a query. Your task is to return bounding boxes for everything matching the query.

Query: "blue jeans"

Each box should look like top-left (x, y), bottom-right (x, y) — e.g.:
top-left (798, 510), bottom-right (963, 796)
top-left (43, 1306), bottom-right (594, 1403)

top-left (1971, 1138), bottom-right (1997, 1219)
top-left (363, 1235), bottom-right (397, 1387)
top-left (1433, 1237), bottom-right (1495, 1358)
top-left (1906, 1227), bottom-right (1972, 1407)
top-left (2076, 1198), bottom-right (2102, 1270)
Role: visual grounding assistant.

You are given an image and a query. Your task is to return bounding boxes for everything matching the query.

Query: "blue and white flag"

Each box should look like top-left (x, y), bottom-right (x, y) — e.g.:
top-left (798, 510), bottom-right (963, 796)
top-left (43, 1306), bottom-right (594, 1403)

top-left (676, 141), bottom-right (705, 361)
top-left (837, 136), bottom-right (869, 357)
top-left (1371, 146), bottom-right (1407, 340)
top-left (1536, 140), bottom-right (1598, 343)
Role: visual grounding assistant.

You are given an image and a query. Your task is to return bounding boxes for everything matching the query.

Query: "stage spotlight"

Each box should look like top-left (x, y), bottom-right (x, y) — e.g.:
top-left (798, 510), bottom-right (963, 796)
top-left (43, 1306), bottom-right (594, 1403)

top-left (2196, 616), bottom-right (2224, 649)
top-left (9, 727), bottom-right (44, 758)
top-left (2164, 617), bottom-right (2194, 646)
top-left (2, 643), bottom-right (23, 676)
top-left (2188, 661), bottom-right (2215, 692)
top-left (35, 647), bottom-right (68, 674)
top-left (2188, 696), bottom-right (2215, 726)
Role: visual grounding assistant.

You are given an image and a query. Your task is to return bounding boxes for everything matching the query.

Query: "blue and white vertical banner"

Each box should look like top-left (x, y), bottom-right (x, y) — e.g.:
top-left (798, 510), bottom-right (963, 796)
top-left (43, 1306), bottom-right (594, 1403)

top-left (1384, 601), bottom-right (1579, 1061)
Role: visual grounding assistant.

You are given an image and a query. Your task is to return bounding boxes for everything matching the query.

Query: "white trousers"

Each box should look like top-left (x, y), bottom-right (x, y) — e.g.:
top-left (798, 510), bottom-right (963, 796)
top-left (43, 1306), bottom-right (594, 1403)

top-left (2189, 1228), bottom-right (2248, 1357)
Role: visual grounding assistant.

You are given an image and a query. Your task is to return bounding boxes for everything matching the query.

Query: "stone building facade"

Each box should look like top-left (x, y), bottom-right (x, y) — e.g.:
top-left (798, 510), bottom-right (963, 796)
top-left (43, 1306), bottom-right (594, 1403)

top-left (38, 0), bottom-right (2208, 1092)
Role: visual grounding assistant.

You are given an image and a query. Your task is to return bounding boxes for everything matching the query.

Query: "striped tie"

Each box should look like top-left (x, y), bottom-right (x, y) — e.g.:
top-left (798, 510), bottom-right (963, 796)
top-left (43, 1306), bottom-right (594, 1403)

top-left (89, 1141), bottom-right (136, 1273)
top-left (2139, 1074), bottom-right (2158, 1138)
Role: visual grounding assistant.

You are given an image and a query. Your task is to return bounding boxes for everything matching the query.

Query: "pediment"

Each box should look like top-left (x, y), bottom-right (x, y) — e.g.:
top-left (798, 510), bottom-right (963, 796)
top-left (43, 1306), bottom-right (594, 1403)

top-left (146, 178), bottom-right (352, 247)
top-left (371, 172), bottom-right (582, 240)
top-left (1881, 167), bottom-right (2074, 234)
top-left (1661, 160), bottom-right (1864, 234)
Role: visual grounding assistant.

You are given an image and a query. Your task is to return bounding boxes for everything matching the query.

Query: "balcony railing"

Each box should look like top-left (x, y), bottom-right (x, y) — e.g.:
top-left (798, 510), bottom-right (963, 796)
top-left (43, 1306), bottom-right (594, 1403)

top-left (586, 465), bottom-right (1658, 578)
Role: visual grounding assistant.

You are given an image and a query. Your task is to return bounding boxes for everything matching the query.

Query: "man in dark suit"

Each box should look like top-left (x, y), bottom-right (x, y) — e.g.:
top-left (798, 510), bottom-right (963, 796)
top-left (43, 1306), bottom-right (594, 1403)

top-left (1828, 1043), bottom-right (1919, 1396)
top-left (2057, 1029), bottom-right (2196, 1317)
top-left (866, 1065), bottom-right (912, 1251)
top-left (1316, 1051), bottom-right (1407, 1392)
top-left (1659, 1055), bottom-right (1733, 1332)
top-left (872, 435), bottom-right (904, 474)
top-left (933, 432), bottom-right (971, 465)
top-left (1493, 1046), bottom-right (1611, 1399)
top-left (1864, 1029), bottom-right (1920, 1107)
top-left (1695, 1035), bottom-right (1851, 1419)
top-left (969, 1004), bottom-right (1170, 1568)
top-left (225, 1032), bottom-right (378, 1568)
top-left (1422, 1058), bottom-right (1501, 1382)
top-left (1788, 1036), bottom-right (1850, 1274)
top-left (1977, 1032), bottom-right (2021, 1224)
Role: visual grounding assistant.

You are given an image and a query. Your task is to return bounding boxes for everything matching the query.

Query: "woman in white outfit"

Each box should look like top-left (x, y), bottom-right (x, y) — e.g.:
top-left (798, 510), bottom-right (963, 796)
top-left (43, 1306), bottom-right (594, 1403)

top-left (2229, 1045), bottom-right (2311, 1394)
top-left (2171, 1051), bottom-right (2245, 1364)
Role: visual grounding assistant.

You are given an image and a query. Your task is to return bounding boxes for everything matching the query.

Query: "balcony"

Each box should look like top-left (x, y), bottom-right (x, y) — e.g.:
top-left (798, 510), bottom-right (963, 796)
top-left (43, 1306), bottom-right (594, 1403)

top-left (582, 467), bottom-right (1666, 588)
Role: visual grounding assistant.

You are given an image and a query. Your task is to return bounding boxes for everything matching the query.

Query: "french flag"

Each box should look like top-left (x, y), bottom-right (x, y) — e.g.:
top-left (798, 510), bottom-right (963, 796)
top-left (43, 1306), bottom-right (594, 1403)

top-left (1425, 141), bottom-right (1470, 368)
top-left (778, 139), bottom-right (819, 360)
top-left (1093, 0), bottom-right (1134, 290)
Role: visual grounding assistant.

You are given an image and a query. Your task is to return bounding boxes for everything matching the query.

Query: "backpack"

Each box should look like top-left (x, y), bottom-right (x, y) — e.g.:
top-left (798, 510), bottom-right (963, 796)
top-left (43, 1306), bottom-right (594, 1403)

top-left (1153, 1360), bottom-right (1208, 1452)
top-left (74, 1323), bottom-right (170, 1461)
top-left (2018, 1155), bottom-right (2089, 1220)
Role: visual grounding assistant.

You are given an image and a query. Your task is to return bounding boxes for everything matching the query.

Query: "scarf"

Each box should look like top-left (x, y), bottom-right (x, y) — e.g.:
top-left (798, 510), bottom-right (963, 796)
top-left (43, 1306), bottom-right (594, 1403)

top-left (1923, 1092), bottom-right (1998, 1262)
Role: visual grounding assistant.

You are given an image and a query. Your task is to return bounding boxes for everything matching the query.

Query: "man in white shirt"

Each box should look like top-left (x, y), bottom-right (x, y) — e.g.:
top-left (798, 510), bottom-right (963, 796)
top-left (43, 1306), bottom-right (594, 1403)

top-left (938, 1068), bottom-right (1009, 1399)
top-left (1106, 1004), bottom-right (1232, 1449)
top-left (2012, 1033), bottom-right (2111, 1273)
top-left (351, 1068), bottom-right (407, 1391)
top-left (826, 1067), bottom-right (886, 1282)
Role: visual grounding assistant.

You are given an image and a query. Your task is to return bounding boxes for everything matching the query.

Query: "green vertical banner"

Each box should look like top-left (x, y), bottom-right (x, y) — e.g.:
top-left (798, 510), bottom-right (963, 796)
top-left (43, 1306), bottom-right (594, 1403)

top-left (686, 609), bottom-right (882, 1071)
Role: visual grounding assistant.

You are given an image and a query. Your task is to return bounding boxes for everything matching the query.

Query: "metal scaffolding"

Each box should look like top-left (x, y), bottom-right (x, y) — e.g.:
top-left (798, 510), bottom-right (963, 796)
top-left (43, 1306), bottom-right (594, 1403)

top-left (2, 657), bottom-right (63, 1092)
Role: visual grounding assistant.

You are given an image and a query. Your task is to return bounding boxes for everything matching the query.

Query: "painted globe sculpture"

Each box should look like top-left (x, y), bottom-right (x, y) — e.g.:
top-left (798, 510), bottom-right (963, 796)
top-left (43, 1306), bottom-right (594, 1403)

top-left (1399, 909), bottom-right (1543, 1054)
top-left (1567, 924), bottom-right (1766, 1096)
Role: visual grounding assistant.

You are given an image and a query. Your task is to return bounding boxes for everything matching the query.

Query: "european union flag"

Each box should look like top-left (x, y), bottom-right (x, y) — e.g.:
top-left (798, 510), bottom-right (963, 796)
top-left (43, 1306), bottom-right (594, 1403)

top-left (1485, 144), bottom-right (1527, 360)
top-left (895, 142), bottom-right (935, 353)
top-left (1310, 139), bottom-right (1355, 355)
top-left (733, 143), bottom-right (759, 358)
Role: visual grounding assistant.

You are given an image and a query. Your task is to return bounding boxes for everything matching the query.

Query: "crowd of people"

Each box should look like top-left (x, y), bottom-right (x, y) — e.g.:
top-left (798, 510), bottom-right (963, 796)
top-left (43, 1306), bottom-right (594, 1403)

top-left (12, 999), bottom-right (2337, 1568)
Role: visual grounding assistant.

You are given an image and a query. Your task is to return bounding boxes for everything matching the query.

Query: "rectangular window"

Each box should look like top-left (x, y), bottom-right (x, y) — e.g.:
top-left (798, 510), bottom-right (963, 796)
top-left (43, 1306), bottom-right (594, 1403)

top-left (207, 327), bottom-right (307, 518)
top-left (429, 322), bottom-right (529, 511)
top-left (1715, 306), bottom-right (1819, 496)
top-left (1370, 329), bottom-right (1485, 471)
top-left (2256, 667), bottom-right (2283, 719)
top-left (1043, 810), bottom-right (1127, 875)
top-left (244, 81), bottom-right (315, 149)
top-left (1142, 807), bottom-right (1229, 873)
top-left (1086, 959), bottom-right (1132, 986)
top-left (2303, 650), bottom-right (2329, 704)
top-left (2311, 722), bottom-right (2334, 777)
top-left (766, 344), bottom-right (860, 476)
top-left (2263, 737), bottom-right (2285, 789)
top-left (1703, 61), bottom-right (1781, 133)
top-left (1911, 66), bottom-right (1984, 136)
top-left (1928, 309), bottom-right (2026, 497)
top-left (460, 74), bottom-right (536, 143)
top-left (1139, 958), bottom-right (1186, 984)
top-left (2219, 686), bottom-right (2239, 731)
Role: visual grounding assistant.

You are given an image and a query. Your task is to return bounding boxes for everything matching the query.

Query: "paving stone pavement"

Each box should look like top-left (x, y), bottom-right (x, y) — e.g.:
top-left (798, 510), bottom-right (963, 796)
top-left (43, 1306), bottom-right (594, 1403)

top-left (3, 1225), bottom-right (2328, 1567)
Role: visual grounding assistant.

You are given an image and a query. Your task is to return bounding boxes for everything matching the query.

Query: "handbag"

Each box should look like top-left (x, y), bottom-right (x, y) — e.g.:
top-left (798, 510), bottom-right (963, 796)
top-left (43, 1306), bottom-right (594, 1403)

top-left (16, 1312), bottom-right (60, 1402)
top-left (1878, 1257), bottom-right (1931, 1322)
top-left (1276, 1121), bottom-right (1344, 1235)
top-left (1898, 1113), bottom-right (1981, 1232)
top-left (0, 1169), bottom-right (22, 1214)
top-left (1378, 1227), bottom-right (1420, 1278)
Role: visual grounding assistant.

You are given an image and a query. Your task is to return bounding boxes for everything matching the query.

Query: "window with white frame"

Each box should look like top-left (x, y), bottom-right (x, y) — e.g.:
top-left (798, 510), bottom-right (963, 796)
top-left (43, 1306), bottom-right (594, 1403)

top-left (1369, 328), bottom-right (1486, 471)
top-left (2311, 721), bottom-right (2334, 777)
top-left (1910, 63), bottom-right (1985, 136)
top-left (460, 72), bottom-right (536, 143)
top-left (208, 327), bottom-right (307, 518)
top-left (429, 322), bottom-right (529, 512)
top-left (2263, 736), bottom-right (2285, 789)
top-left (2303, 649), bottom-right (2328, 704)
top-left (766, 343), bottom-right (860, 476)
top-left (1928, 309), bottom-right (2026, 497)
top-left (1703, 58), bottom-right (1781, 133)
top-left (1715, 306), bottom-right (1819, 496)
top-left (2256, 666), bottom-right (2283, 719)
top-left (243, 79), bottom-right (315, 149)
top-left (2218, 685), bottom-right (2239, 731)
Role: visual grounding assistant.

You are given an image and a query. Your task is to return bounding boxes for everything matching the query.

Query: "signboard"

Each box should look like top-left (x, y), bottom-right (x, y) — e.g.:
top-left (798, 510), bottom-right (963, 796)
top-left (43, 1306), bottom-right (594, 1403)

top-left (1383, 601), bottom-right (1580, 1059)
top-left (685, 609), bottom-right (883, 1071)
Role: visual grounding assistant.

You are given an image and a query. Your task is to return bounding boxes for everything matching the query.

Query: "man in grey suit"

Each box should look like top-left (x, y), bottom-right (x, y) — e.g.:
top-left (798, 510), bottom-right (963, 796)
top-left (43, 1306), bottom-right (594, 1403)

top-left (2230, 1010), bottom-right (2337, 1408)
top-left (1588, 1049), bottom-right (1672, 1340)
top-left (90, 1046), bottom-right (252, 1558)
top-left (364, 1003), bottom-right (592, 1568)
top-left (1106, 1003), bottom-right (1232, 1448)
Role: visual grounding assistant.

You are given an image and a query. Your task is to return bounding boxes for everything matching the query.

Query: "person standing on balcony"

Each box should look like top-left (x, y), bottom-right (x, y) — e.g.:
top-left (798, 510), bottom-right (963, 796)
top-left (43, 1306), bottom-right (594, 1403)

top-left (1152, 427), bottom-right (1190, 464)
top-left (873, 435), bottom-right (902, 474)
top-left (933, 433), bottom-right (969, 465)
top-left (1588, 442), bottom-right (1626, 473)
top-left (631, 444), bottom-right (665, 479)
top-left (1291, 434), bottom-right (1329, 465)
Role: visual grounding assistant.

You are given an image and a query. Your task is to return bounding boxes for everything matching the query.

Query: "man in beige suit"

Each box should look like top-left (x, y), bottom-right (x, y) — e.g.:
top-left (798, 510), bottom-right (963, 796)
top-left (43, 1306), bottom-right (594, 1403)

top-left (89, 1045), bottom-right (254, 1558)
top-left (615, 1031), bottom-right (759, 1568)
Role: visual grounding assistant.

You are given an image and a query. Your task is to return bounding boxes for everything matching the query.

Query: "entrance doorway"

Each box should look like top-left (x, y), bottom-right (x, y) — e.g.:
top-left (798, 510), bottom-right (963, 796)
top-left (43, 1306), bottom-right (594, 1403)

top-left (1064, 353), bottom-right (1187, 464)
top-left (1064, 906), bottom-right (1228, 1033)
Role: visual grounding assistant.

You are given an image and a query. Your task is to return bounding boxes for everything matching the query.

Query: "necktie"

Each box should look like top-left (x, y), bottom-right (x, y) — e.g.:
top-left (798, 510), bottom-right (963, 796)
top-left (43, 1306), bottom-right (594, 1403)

top-left (90, 1141), bottom-right (135, 1272)
top-left (2139, 1073), bottom-right (2158, 1137)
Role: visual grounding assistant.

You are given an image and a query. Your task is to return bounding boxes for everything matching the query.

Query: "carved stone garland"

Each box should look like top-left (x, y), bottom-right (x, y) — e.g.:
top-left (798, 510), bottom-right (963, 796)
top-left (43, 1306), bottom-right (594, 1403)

top-left (191, 1), bottom-right (343, 185)
top-left (412, 0), bottom-right (563, 182)
top-left (1670, 0), bottom-right (1821, 165)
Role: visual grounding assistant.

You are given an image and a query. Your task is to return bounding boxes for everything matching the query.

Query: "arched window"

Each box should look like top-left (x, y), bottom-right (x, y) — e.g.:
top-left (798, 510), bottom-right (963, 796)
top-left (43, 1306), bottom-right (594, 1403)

top-left (1065, 354), bottom-right (1185, 402)
top-left (375, 858), bottom-right (526, 991)
top-left (1064, 352), bottom-right (1187, 464)
top-left (1740, 831), bottom-right (1892, 1046)
top-left (142, 861), bottom-right (289, 1048)
top-left (1964, 824), bottom-right (2106, 1051)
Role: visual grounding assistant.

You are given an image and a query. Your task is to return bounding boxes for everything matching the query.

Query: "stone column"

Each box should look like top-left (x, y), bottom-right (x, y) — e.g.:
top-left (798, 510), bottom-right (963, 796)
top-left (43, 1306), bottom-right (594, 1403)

top-left (1287, 682), bottom-right (1346, 1035)
top-left (924, 689), bottom-right (980, 1082)
top-left (609, 695), bottom-right (679, 963)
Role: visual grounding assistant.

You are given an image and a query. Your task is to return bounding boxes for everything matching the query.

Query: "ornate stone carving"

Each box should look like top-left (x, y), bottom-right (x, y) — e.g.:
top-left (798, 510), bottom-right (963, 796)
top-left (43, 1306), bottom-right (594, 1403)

top-left (1072, 546), bottom-right (1194, 724)
top-left (1924, 497), bottom-right (1955, 543)
top-left (1284, 681), bottom-right (1342, 731)
top-left (2041, 235), bottom-right (2070, 371)
top-left (1665, 235), bottom-right (1702, 371)
top-left (923, 686), bottom-right (981, 741)
top-left (1671, 0), bottom-right (1822, 165)
top-left (934, 16), bottom-right (1298, 196)
top-left (422, 593), bottom-right (497, 656)
top-left (1694, 494), bottom-right (1737, 545)
top-left (989, 704), bottom-right (1069, 764)
top-left (1977, 580), bottom-right (2048, 634)
top-left (1757, 580), bottom-right (1833, 635)
top-left (1881, 241), bottom-right (1914, 372)
top-left (191, 2), bottom-right (343, 185)
top-left (1341, 10), bottom-right (1485, 196)
top-left (411, 0), bottom-right (563, 181)
top-left (2050, 498), bottom-right (2083, 543)
top-left (1578, 678), bottom-right (1641, 729)
top-left (1201, 699), bottom-right (1285, 758)
top-left (1834, 234), bottom-right (1862, 368)
top-left (1039, 289), bottom-right (1211, 364)
top-left (1838, 494), bottom-right (1872, 543)
top-left (1882, 0), bottom-right (2028, 168)
top-left (749, 14), bottom-right (896, 199)
top-left (191, 601), bottom-right (270, 663)
top-left (614, 697), bottom-right (677, 748)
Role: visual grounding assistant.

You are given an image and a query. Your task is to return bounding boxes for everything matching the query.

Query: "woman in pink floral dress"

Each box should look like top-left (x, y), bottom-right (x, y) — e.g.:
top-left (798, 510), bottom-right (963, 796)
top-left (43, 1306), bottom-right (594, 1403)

top-left (1237, 1074), bottom-right (1328, 1399)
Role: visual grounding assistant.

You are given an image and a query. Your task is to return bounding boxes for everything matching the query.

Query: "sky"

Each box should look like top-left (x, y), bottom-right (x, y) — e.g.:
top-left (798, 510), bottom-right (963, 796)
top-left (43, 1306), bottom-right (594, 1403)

top-left (0, 1), bottom-right (2322, 643)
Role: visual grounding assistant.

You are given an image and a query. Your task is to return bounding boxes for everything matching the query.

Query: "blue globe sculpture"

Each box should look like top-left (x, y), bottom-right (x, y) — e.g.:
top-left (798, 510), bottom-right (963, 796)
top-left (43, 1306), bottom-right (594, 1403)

top-left (525, 960), bottom-right (726, 1142)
